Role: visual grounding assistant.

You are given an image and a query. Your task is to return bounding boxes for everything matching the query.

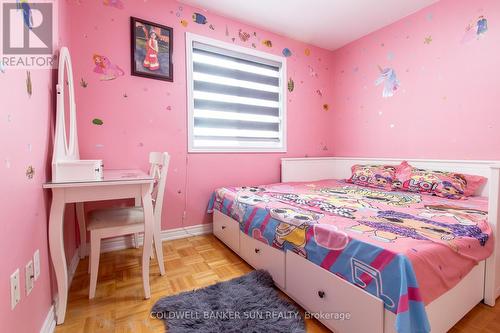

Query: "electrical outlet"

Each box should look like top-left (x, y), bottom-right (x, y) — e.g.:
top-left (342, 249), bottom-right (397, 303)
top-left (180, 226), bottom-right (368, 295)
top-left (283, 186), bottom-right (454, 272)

top-left (25, 261), bottom-right (34, 295)
top-left (33, 250), bottom-right (40, 280)
top-left (10, 269), bottom-right (20, 309)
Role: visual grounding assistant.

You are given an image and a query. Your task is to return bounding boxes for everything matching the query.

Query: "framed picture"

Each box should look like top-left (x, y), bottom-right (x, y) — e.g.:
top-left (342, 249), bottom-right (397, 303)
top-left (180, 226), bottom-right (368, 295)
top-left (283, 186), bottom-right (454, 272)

top-left (131, 17), bottom-right (173, 82)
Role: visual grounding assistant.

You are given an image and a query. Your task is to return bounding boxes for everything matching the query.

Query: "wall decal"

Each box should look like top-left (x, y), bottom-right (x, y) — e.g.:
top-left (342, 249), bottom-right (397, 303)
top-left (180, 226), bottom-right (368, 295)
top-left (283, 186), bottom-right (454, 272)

top-left (308, 65), bottom-right (318, 78)
top-left (93, 54), bottom-right (124, 80)
top-left (238, 29), bottom-right (250, 42)
top-left (26, 70), bottom-right (32, 97)
top-left (103, 0), bottom-right (124, 10)
top-left (209, 24), bottom-right (215, 30)
top-left (304, 48), bottom-right (311, 56)
top-left (231, 37), bottom-right (236, 42)
top-left (322, 104), bottom-right (329, 111)
top-left (175, 6), bottom-right (183, 17)
top-left (225, 25), bottom-right (229, 36)
top-left (287, 78), bottom-right (294, 92)
top-left (166, 105), bottom-right (172, 110)
top-left (92, 118), bottom-right (104, 125)
top-left (251, 43), bottom-right (256, 48)
top-left (180, 19), bottom-right (188, 27)
top-left (192, 13), bottom-right (207, 24)
top-left (316, 89), bottom-right (323, 97)
top-left (79, 78), bottom-right (88, 88)
top-left (462, 15), bottom-right (488, 43)
top-left (17, 0), bottom-right (33, 29)
top-left (131, 17), bottom-right (173, 82)
top-left (282, 48), bottom-right (292, 57)
top-left (25, 165), bottom-right (35, 179)
top-left (375, 66), bottom-right (400, 98)
top-left (261, 40), bottom-right (272, 47)
top-left (424, 36), bottom-right (432, 44)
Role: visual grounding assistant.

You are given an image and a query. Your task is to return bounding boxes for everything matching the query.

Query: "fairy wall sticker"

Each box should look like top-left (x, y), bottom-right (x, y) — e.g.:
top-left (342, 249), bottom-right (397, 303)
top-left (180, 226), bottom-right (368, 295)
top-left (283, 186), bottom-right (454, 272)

top-left (375, 66), bottom-right (399, 98)
top-left (17, 0), bottom-right (33, 29)
top-left (462, 15), bottom-right (488, 44)
top-left (93, 54), bottom-right (124, 81)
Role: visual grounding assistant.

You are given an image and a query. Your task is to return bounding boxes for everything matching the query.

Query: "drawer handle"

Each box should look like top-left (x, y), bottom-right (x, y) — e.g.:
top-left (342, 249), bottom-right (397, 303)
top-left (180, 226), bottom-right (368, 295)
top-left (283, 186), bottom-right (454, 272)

top-left (221, 226), bottom-right (226, 230)
top-left (254, 248), bottom-right (261, 254)
top-left (317, 290), bottom-right (325, 299)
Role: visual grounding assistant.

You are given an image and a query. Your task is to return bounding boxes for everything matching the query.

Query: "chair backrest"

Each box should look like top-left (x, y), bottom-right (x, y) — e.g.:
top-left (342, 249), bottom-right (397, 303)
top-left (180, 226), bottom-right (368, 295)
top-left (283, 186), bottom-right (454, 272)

top-left (148, 152), bottom-right (170, 224)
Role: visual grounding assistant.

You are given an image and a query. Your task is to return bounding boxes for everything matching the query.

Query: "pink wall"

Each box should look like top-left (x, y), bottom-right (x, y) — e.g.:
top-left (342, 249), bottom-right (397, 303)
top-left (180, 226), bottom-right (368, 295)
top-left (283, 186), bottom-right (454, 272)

top-left (329, 0), bottom-right (500, 160)
top-left (66, 0), bottom-right (334, 230)
top-left (0, 1), bottom-right (78, 332)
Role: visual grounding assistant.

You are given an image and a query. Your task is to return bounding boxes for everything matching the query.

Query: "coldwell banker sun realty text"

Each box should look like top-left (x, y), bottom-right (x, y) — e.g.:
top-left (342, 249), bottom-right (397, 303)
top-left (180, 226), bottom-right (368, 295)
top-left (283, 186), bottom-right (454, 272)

top-left (1, 0), bottom-right (57, 69)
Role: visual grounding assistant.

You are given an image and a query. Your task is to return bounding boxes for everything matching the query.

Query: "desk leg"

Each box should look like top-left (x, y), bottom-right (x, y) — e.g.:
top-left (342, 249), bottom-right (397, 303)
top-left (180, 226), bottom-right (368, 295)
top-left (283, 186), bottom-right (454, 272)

top-left (141, 184), bottom-right (153, 299)
top-left (48, 189), bottom-right (68, 325)
top-left (76, 203), bottom-right (86, 258)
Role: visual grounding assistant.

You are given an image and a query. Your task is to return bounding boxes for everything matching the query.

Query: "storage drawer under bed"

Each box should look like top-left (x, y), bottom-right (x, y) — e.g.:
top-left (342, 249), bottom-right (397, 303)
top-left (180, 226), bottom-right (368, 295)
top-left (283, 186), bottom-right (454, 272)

top-left (286, 251), bottom-right (384, 333)
top-left (239, 232), bottom-right (286, 289)
top-left (213, 210), bottom-right (240, 253)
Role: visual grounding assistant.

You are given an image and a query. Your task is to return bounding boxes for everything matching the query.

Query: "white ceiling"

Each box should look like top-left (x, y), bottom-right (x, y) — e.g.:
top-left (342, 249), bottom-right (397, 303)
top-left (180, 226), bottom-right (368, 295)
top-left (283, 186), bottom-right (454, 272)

top-left (179, 0), bottom-right (439, 50)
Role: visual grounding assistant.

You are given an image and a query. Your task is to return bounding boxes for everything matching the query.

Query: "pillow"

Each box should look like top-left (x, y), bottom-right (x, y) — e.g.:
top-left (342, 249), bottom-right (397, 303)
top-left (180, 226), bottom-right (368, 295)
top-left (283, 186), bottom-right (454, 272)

top-left (346, 164), bottom-right (397, 191)
top-left (394, 161), bottom-right (484, 199)
top-left (463, 174), bottom-right (487, 196)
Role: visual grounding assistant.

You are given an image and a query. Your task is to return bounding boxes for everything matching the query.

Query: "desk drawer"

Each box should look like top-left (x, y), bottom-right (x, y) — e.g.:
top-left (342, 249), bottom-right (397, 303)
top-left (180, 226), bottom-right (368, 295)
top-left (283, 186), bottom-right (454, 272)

top-left (286, 251), bottom-right (383, 333)
top-left (213, 210), bottom-right (240, 253)
top-left (240, 232), bottom-right (285, 289)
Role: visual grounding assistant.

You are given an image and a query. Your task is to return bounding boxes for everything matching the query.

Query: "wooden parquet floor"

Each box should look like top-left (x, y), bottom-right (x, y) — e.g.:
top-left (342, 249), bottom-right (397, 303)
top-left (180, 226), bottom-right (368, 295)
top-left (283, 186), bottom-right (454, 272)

top-left (55, 234), bottom-right (500, 333)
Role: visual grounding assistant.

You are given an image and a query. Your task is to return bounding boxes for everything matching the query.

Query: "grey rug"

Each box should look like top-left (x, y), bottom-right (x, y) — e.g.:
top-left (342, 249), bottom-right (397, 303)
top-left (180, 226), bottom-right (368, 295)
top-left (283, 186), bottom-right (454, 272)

top-left (151, 270), bottom-right (305, 333)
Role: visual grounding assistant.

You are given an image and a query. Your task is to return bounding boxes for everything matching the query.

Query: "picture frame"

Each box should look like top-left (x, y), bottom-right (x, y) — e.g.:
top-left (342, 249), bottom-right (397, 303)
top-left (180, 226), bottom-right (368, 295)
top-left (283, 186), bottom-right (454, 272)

top-left (131, 17), bottom-right (173, 82)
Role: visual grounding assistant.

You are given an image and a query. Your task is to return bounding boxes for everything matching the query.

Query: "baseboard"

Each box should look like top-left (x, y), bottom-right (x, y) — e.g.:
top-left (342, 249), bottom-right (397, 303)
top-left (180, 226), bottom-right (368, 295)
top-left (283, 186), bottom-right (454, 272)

top-left (39, 305), bottom-right (56, 333)
top-left (83, 223), bottom-right (213, 255)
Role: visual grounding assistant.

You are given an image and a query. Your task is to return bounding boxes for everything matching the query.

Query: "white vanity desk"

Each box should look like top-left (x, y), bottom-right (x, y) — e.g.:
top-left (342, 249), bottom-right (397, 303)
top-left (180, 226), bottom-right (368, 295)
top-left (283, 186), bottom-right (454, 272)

top-left (43, 169), bottom-right (155, 325)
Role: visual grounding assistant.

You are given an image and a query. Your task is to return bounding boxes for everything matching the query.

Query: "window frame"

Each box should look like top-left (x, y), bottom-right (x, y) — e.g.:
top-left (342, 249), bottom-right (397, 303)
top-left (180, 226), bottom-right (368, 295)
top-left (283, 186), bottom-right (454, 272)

top-left (185, 32), bottom-right (287, 153)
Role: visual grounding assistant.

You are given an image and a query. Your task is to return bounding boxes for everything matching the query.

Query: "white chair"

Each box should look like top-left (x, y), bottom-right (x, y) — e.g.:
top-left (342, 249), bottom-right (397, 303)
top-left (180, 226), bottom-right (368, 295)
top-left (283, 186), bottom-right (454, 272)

top-left (86, 152), bottom-right (170, 299)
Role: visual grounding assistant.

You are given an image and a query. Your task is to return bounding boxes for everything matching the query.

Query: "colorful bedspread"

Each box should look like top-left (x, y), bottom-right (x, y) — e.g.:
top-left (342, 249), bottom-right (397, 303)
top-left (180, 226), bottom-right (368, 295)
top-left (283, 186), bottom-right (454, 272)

top-left (207, 180), bottom-right (493, 333)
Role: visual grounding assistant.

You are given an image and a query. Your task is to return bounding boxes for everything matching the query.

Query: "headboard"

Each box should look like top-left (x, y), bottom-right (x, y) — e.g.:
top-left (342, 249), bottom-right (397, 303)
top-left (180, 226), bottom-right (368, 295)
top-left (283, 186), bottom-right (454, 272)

top-left (281, 156), bottom-right (500, 306)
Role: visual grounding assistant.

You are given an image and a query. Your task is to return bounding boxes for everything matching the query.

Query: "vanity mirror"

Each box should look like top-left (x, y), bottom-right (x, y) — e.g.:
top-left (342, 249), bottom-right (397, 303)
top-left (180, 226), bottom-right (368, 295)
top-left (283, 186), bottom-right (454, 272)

top-left (52, 47), bottom-right (103, 182)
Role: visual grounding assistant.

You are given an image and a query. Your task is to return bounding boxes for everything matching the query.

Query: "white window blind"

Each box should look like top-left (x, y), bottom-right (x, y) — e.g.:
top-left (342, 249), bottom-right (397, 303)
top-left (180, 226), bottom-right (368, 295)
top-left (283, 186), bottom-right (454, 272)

top-left (186, 34), bottom-right (286, 152)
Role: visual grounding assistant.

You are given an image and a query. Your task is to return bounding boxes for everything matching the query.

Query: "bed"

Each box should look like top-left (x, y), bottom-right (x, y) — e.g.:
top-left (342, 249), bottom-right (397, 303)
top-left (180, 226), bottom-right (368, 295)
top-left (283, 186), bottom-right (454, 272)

top-left (207, 157), bottom-right (500, 333)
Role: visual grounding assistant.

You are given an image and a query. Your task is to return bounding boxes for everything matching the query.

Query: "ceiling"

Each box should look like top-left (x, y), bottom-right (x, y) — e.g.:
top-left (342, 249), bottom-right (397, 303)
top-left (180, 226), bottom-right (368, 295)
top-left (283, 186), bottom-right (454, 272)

top-left (179, 0), bottom-right (439, 50)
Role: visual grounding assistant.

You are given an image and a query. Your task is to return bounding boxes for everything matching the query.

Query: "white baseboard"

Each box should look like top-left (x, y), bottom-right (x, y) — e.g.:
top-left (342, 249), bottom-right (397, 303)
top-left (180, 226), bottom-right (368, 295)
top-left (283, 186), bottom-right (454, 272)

top-left (83, 223), bottom-right (213, 255)
top-left (39, 305), bottom-right (56, 333)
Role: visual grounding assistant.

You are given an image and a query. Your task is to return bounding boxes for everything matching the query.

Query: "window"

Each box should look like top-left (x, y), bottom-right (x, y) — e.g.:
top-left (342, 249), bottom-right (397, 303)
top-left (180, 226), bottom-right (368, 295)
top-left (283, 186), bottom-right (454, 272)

top-left (186, 33), bottom-right (286, 152)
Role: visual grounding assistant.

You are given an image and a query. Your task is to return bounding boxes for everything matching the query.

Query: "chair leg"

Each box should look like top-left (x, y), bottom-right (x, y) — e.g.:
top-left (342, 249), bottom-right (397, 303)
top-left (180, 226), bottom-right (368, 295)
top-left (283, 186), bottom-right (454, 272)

top-left (89, 231), bottom-right (101, 299)
top-left (153, 222), bottom-right (165, 276)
